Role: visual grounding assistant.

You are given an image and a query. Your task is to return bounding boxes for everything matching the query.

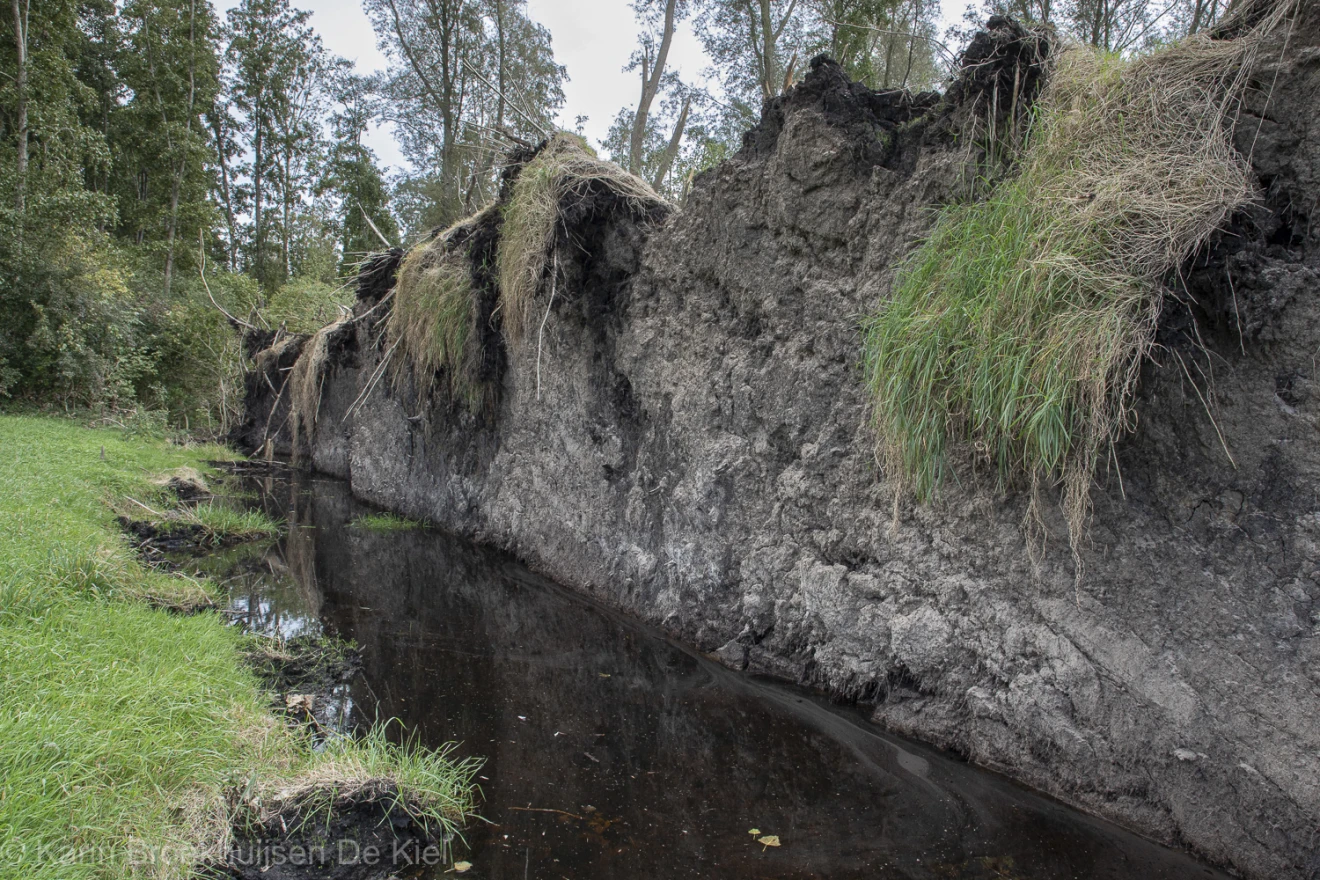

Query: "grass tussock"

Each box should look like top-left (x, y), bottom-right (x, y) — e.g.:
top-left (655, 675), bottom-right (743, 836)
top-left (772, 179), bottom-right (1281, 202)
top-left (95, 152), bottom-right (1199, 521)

top-left (498, 132), bottom-right (668, 340)
top-left (0, 415), bottom-right (479, 877)
top-left (387, 222), bottom-right (483, 407)
top-left (237, 723), bottom-right (481, 844)
top-left (185, 502), bottom-right (282, 543)
top-left (863, 1), bottom-right (1292, 554)
top-left (112, 491), bottom-right (282, 549)
top-left (351, 511), bottom-right (425, 532)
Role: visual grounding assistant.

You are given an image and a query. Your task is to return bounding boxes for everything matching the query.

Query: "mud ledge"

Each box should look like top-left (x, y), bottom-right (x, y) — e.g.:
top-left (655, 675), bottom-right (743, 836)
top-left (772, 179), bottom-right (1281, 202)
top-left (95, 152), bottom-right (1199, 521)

top-left (241, 12), bottom-right (1320, 880)
top-left (205, 784), bottom-right (451, 880)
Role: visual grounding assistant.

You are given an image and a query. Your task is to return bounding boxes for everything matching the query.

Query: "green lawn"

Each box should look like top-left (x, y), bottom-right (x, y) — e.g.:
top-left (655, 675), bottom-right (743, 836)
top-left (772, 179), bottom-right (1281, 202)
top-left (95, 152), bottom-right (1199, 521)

top-left (0, 415), bottom-right (475, 879)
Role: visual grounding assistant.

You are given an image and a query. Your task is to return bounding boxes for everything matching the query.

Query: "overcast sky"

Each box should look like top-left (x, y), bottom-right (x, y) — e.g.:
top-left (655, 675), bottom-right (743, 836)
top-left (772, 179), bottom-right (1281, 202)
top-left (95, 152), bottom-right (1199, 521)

top-left (227, 0), bottom-right (961, 175)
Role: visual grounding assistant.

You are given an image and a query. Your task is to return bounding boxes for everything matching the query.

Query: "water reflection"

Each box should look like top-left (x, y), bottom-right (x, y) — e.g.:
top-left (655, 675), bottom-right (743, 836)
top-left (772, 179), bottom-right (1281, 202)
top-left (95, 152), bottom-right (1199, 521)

top-left (216, 472), bottom-right (1227, 880)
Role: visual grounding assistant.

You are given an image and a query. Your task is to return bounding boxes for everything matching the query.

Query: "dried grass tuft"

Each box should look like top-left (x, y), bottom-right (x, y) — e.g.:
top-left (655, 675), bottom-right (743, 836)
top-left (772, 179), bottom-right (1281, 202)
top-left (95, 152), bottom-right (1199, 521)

top-left (498, 132), bottom-right (669, 340)
top-left (863, 0), bottom-right (1296, 560)
top-left (288, 318), bottom-right (348, 461)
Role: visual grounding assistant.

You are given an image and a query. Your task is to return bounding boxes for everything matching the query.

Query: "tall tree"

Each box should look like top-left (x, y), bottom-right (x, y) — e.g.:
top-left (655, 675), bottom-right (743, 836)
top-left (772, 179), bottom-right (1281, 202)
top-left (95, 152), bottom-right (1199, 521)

top-left (209, 82), bottom-right (243, 271)
top-left (696, 0), bottom-right (807, 104)
top-left (9, 0), bottom-right (29, 213)
top-left (0, 0), bottom-right (125, 401)
top-left (114, 0), bottom-right (220, 292)
top-left (268, 32), bottom-right (331, 283)
top-left (816, 0), bottom-right (943, 89)
top-left (320, 69), bottom-right (399, 270)
top-left (627, 0), bottom-right (688, 177)
top-left (365, 0), bottom-right (565, 229)
top-left (225, 0), bottom-right (317, 287)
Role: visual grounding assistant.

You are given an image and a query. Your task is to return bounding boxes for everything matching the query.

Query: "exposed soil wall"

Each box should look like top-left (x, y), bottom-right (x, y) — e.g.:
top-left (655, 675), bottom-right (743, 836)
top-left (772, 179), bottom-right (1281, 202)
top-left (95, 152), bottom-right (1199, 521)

top-left (241, 12), bottom-right (1320, 879)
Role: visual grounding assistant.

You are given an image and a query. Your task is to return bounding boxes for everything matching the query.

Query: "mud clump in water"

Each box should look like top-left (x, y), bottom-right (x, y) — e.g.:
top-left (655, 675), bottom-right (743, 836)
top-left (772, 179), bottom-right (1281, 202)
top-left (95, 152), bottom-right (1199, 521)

top-left (207, 783), bottom-right (451, 880)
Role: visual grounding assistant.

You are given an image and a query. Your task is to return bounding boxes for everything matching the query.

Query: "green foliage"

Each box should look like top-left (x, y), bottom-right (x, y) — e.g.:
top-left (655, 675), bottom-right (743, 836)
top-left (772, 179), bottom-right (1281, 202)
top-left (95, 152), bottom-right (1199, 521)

top-left (818, 0), bottom-right (945, 89)
top-left (388, 231), bottom-right (480, 406)
top-left (323, 71), bottom-right (400, 269)
top-left (263, 277), bottom-right (354, 334)
top-left (351, 511), bottom-right (425, 531)
top-left (363, 0), bottom-right (567, 228)
top-left (110, 0), bottom-right (221, 286)
top-left (145, 273), bottom-right (250, 431)
top-left (303, 724), bottom-right (480, 837)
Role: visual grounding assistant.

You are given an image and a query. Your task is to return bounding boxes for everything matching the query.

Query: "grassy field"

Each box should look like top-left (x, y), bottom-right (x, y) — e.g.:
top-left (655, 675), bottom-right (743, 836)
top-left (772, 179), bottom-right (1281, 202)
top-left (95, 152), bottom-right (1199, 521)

top-left (0, 414), bottom-right (476, 879)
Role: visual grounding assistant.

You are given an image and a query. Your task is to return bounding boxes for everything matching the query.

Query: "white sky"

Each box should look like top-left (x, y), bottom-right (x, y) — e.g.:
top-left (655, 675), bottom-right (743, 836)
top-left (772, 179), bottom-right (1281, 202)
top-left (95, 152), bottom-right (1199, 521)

top-left (226, 0), bottom-right (964, 175)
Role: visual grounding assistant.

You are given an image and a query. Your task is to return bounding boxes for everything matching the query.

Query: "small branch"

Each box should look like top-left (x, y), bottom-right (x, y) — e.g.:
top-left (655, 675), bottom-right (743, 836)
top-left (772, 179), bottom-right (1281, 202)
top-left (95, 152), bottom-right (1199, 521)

top-left (123, 496), bottom-right (168, 519)
top-left (822, 18), bottom-right (956, 68)
top-left (359, 203), bottom-right (394, 249)
top-left (508, 806), bottom-right (583, 820)
top-left (199, 229), bottom-right (256, 331)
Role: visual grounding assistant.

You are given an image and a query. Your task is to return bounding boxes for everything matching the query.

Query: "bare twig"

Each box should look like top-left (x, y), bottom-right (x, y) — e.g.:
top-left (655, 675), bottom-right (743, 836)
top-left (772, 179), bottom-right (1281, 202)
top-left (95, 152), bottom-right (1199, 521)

top-left (199, 229), bottom-right (256, 331)
top-left (508, 806), bottom-right (583, 821)
top-left (461, 59), bottom-right (549, 138)
top-left (359, 203), bottom-right (394, 249)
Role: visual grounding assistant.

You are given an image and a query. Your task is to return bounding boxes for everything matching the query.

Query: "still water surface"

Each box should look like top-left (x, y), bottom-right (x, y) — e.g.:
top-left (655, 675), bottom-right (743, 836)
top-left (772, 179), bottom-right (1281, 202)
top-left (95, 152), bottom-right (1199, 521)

top-left (209, 471), bottom-right (1228, 880)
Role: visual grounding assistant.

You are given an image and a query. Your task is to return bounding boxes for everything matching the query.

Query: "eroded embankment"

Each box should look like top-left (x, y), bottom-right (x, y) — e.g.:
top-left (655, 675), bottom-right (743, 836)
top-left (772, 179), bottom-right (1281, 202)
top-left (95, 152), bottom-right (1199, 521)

top-left (241, 8), bottom-right (1320, 879)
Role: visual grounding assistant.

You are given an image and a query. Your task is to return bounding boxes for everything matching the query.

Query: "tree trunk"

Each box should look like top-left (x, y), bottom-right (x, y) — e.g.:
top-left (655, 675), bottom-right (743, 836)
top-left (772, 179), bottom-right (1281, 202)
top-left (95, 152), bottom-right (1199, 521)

top-left (282, 152), bottom-right (292, 283)
top-left (759, 0), bottom-right (776, 99)
top-left (165, 169), bottom-right (181, 294)
top-left (254, 117), bottom-right (265, 285)
top-left (494, 0), bottom-right (506, 130)
top-left (12, 0), bottom-right (28, 214)
top-left (630, 0), bottom-right (677, 176)
top-left (651, 95), bottom-right (690, 191)
top-left (212, 111), bottom-right (239, 272)
top-left (164, 0), bottom-right (200, 296)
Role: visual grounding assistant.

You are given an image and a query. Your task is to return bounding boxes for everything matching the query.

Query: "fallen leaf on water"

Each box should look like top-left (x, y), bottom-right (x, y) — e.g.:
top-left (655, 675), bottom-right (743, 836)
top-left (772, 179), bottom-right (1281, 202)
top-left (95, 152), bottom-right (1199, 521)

top-left (284, 694), bottom-right (314, 712)
top-left (452, 861), bottom-right (472, 873)
top-left (757, 835), bottom-right (781, 848)
top-left (747, 828), bottom-right (760, 836)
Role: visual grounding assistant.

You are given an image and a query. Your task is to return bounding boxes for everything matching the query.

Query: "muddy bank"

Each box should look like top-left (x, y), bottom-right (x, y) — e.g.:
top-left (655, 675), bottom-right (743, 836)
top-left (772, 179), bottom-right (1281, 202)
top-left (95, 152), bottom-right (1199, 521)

top-left (242, 12), bottom-right (1320, 880)
top-left (121, 482), bottom-right (434, 879)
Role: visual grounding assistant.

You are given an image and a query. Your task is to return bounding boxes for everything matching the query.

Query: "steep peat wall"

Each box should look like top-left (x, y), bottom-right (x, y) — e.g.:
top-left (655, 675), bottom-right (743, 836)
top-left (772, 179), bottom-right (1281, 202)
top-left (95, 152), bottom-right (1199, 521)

top-left (239, 12), bottom-right (1320, 878)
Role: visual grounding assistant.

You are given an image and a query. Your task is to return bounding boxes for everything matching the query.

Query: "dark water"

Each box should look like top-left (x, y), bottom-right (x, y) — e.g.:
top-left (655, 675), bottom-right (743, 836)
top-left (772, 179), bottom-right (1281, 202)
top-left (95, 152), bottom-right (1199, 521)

top-left (216, 470), bottom-right (1229, 880)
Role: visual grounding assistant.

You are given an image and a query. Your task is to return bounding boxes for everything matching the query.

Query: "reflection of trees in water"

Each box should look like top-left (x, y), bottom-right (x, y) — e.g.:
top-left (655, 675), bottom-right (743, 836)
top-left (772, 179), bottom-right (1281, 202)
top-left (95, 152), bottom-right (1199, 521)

top-left (224, 541), bottom-right (323, 639)
top-left (218, 471), bottom-right (327, 639)
top-left (281, 478), bottom-right (323, 622)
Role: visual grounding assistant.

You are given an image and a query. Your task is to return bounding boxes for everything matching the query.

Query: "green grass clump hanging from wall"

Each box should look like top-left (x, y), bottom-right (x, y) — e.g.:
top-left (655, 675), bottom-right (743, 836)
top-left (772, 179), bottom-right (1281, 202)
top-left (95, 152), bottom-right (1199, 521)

top-left (863, 3), bottom-right (1292, 552)
top-left (386, 221), bottom-right (485, 409)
